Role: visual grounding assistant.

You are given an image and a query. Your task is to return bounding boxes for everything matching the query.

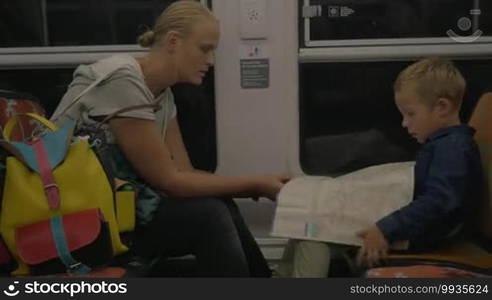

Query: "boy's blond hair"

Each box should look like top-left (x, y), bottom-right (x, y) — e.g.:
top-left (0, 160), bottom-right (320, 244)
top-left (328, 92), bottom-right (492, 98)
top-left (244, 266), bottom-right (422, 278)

top-left (394, 57), bottom-right (466, 108)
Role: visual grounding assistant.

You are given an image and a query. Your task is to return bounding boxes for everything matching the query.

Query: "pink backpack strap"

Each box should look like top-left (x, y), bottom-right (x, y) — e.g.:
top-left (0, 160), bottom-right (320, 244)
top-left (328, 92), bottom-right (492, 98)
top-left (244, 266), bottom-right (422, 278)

top-left (32, 139), bottom-right (60, 210)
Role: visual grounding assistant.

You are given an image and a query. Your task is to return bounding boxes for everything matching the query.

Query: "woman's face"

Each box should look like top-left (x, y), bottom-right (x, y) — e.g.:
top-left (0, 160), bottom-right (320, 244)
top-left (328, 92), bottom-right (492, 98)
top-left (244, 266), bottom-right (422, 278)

top-left (177, 18), bottom-right (219, 85)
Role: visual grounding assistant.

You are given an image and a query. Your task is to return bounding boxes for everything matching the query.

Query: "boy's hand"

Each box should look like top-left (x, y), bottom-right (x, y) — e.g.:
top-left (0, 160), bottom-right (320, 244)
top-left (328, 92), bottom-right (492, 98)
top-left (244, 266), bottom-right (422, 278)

top-left (356, 225), bottom-right (389, 268)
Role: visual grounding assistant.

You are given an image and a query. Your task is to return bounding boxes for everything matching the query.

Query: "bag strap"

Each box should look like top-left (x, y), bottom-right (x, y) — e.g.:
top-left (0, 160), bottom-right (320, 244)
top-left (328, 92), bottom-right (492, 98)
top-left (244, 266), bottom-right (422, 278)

top-left (50, 216), bottom-right (91, 275)
top-left (51, 65), bottom-right (127, 123)
top-left (52, 64), bottom-right (163, 127)
top-left (32, 138), bottom-right (91, 274)
top-left (3, 113), bottom-right (58, 142)
top-left (32, 139), bottom-right (60, 210)
top-left (98, 103), bottom-right (162, 126)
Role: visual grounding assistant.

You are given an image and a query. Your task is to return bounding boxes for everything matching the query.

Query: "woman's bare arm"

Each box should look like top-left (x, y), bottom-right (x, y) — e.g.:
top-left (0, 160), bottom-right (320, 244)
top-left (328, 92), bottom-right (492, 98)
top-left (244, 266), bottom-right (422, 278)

top-left (164, 117), bottom-right (195, 172)
top-left (109, 117), bottom-right (287, 199)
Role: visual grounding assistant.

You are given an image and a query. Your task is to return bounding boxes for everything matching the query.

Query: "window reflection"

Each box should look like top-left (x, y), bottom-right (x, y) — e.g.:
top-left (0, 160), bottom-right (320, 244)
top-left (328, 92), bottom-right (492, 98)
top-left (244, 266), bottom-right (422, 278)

top-left (0, 0), bottom-right (209, 47)
top-left (300, 59), bottom-right (492, 175)
top-left (0, 0), bottom-right (45, 47)
top-left (0, 67), bottom-right (217, 171)
top-left (304, 0), bottom-right (491, 44)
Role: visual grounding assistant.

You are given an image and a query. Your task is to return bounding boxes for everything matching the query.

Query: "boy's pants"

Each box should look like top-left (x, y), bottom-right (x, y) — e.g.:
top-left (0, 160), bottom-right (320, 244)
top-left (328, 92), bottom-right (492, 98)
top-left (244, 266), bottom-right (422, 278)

top-left (275, 239), bottom-right (355, 278)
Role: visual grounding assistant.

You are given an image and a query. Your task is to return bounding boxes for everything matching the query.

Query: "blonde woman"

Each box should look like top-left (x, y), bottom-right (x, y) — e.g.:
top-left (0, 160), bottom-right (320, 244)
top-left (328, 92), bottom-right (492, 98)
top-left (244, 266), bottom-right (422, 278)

top-left (51, 0), bottom-right (289, 277)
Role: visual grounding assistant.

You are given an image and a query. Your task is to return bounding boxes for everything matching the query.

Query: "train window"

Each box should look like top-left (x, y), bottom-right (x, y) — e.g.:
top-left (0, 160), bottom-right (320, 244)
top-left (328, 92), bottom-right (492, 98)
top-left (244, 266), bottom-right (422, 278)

top-left (0, 68), bottom-right (73, 114)
top-left (0, 0), bottom-right (211, 47)
top-left (0, 67), bottom-right (217, 172)
top-left (302, 0), bottom-right (492, 47)
top-left (171, 74), bottom-right (217, 172)
top-left (299, 59), bottom-right (492, 176)
top-left (0, 0), bottom-right (45, 47)
top-left (0, 0), bottom-right (216, 171)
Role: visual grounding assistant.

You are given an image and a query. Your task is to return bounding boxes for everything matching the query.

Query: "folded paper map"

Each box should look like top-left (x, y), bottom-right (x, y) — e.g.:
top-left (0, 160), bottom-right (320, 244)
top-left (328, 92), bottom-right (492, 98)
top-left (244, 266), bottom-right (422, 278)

top-left (271, 162), bottom-right (415, 248)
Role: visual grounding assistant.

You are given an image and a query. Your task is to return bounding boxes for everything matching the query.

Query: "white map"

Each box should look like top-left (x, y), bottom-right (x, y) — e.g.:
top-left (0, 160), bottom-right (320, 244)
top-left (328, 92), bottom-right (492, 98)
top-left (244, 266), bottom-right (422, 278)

top-left (271, 162), bottom-right (415, 249)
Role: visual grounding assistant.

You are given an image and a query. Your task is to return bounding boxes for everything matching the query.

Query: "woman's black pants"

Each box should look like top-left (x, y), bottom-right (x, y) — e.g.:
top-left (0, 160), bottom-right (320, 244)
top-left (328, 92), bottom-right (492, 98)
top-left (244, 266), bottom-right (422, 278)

top-left (133, 197), bottom-right (271, 277)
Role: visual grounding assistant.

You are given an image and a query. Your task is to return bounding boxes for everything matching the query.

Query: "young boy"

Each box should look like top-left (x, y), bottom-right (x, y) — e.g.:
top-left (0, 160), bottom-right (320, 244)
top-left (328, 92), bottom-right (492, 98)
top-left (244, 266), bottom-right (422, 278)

top-left (276, 57), bottom-right (484, 277)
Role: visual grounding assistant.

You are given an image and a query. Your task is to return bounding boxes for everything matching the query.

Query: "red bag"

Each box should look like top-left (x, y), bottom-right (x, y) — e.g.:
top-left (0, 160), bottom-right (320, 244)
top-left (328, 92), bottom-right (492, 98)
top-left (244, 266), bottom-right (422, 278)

top-left (0, 90), bottom-right (46, 275)
top-left (366, 265), bottom-right (492, 278)
top-left (0, 90), bottom-right (46, 141)
top-left (15, 209), bottom-right (113, 276)
top-left (0, 237), bottom-right (14, 274)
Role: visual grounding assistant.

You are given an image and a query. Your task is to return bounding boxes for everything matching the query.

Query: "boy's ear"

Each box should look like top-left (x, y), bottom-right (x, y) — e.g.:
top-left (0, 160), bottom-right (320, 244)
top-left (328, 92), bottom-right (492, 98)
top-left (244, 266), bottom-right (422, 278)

top-left (435, 97), bottom-right (454, 116)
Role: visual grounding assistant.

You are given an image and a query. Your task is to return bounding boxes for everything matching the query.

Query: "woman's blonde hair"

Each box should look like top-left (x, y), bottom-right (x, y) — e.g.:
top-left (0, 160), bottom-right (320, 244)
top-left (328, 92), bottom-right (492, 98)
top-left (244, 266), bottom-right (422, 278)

top-left (137, 0), bottom-right (215, 48)
top-left (394, 57), bottom-right (466, 107)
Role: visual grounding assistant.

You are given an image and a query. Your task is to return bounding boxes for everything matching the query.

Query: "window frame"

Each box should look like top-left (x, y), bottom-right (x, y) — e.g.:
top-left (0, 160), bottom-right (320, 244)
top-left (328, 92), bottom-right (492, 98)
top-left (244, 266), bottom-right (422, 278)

top-left (302, 0), bottom-right (492, 48)
top-left (0, 0), bottom-right (210, 69)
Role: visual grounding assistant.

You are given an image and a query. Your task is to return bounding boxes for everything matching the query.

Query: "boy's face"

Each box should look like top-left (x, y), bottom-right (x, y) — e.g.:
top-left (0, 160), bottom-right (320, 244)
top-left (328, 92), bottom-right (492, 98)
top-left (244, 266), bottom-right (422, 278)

top-left (395, 88), bottom-right (443, 144)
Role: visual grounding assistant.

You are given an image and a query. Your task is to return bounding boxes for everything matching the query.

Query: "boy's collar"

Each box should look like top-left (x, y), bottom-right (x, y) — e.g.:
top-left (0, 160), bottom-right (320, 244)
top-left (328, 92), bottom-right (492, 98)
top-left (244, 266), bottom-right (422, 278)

top-left (426, 124), bottom-right (475, 142)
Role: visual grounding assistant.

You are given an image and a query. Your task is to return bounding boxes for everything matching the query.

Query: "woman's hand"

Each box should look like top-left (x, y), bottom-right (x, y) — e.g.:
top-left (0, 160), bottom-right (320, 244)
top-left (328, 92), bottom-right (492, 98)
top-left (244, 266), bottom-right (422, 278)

top-left (253, 174), bottom-right (291, 201)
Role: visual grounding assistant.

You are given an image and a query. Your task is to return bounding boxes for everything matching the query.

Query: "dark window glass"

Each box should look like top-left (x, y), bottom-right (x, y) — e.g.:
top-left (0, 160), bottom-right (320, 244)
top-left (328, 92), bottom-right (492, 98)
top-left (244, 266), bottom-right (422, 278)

top-left (303, 0), bottom-right (492, 44)
top-left (46, 0), bottom-right (112, 46)
top-left (0, 0), bottom-right (45, 47)
top-left (0, 0), bottom-right (209, 47)
top-left (299, 59), bottom-right (492, 175)
top-left (46, 0), bottom-right (171, 46)
top-left (0, 67), bottom-right (216, 172)
top-left (173, 71), bottom-right (217, 172)
top-left (0, 68), bottom-right (73, 113)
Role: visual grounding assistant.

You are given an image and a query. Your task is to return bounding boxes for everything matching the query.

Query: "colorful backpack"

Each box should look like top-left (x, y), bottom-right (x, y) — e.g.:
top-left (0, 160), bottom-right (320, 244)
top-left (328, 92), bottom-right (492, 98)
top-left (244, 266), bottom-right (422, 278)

top-left (0, 90), bottom-right (47, 275)
top-left (0, 113), bottom-right (128, 276)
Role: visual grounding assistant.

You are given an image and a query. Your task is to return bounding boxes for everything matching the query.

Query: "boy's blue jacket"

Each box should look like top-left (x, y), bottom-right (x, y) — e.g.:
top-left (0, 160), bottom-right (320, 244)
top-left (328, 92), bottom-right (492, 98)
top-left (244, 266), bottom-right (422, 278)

top-left (376, 125), bottom-right (484, 251)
